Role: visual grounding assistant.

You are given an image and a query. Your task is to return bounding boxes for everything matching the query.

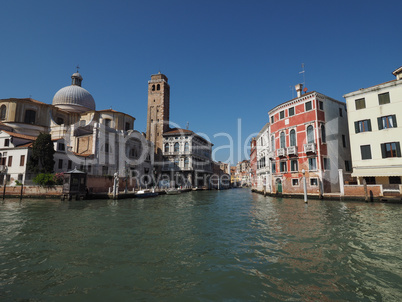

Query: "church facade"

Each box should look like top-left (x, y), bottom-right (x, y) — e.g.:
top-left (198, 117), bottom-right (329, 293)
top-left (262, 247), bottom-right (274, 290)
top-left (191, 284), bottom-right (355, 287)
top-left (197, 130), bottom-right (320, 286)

top-left (0, 71), bottom-right (153, 187)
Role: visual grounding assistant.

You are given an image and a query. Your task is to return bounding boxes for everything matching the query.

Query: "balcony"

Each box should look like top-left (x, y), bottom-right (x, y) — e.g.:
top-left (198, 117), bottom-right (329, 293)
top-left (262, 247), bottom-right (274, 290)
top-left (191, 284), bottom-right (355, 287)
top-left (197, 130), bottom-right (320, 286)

top-left (277, 148), bottom-right (286, 157)
top-left (287, 146), bottom-right (298, 156)
top-left (304, 143), bottom-right (316, 153)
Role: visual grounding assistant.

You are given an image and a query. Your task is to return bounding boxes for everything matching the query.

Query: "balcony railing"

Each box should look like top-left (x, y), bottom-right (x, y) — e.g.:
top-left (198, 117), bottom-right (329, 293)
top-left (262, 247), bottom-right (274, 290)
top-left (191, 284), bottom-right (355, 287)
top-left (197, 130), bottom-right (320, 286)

top-left (287, 146), bottom-right (298, 156)
top-left (277, 148), bottom-right (286, 157)
top-left (304, 143), bottom-right (316, 153)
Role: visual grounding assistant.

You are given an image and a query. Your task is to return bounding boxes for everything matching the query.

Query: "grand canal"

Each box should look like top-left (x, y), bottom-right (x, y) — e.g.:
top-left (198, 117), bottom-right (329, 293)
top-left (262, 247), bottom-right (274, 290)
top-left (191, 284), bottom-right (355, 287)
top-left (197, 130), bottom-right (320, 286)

top-left (0, 189), bottom-right (401, 301)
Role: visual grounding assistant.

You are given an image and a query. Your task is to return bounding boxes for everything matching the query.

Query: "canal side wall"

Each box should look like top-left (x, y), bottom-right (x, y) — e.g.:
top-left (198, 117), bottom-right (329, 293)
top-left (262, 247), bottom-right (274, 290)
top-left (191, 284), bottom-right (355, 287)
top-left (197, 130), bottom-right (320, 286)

top-left (87, 175), bottom-right (137, 194)
top-left (1, 185), bottom-right (63, 198)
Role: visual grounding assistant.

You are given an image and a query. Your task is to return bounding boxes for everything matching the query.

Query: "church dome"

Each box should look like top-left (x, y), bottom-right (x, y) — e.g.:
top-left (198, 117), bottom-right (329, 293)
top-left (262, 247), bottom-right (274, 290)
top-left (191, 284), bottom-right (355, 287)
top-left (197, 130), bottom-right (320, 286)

top-left (52, 72), bottom-right (95, 113)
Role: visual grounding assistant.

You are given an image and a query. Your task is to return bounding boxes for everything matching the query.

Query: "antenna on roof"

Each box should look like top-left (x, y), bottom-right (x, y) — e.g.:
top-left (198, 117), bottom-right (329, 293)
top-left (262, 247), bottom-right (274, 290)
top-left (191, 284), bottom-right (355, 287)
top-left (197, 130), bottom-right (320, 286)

top-left (186, 122), bottom-right (189, 130)
top-left (299, 63), bottom-right (306, 87)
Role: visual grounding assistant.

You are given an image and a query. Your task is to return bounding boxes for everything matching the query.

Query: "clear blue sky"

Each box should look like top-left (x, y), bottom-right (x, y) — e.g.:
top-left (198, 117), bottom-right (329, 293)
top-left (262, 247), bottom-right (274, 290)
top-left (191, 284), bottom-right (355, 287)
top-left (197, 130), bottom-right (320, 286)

top-left (1, 0), bottom-right (401, 165)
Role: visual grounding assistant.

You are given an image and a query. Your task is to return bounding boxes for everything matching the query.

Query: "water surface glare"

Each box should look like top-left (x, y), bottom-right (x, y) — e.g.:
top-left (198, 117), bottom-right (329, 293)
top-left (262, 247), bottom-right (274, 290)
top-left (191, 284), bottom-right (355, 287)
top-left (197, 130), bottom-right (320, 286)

top-left (0, 189), bottom-right (401, 301)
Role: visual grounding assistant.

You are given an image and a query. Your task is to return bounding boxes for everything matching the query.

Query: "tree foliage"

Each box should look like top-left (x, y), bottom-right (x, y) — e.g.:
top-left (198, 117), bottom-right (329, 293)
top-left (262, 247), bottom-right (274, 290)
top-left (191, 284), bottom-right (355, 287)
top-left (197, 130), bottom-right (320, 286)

top-left (28, 133), bottom-right (55, 174)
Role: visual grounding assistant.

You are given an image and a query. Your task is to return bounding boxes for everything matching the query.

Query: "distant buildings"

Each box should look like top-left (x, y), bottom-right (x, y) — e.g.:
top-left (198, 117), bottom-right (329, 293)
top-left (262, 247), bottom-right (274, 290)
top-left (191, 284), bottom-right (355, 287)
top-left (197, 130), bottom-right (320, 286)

top-left (344, 67), bottom-right (402, 187)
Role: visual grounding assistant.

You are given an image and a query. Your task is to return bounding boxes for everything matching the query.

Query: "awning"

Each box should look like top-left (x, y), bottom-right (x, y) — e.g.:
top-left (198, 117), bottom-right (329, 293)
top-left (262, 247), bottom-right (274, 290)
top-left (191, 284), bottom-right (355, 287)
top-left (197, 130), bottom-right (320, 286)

top-left (352, 166), bottom-right (402, 177)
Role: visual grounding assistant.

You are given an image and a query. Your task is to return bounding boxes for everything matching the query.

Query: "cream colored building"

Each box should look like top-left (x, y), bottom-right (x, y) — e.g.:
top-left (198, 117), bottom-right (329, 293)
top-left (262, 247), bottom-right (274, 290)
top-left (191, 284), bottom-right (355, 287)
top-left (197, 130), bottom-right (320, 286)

top-left (344, 66), bottom-right (402, 186)
top-left (0, 71), bottom-right (153, 186)
top-left (255, 122), bottom-right (271, 192)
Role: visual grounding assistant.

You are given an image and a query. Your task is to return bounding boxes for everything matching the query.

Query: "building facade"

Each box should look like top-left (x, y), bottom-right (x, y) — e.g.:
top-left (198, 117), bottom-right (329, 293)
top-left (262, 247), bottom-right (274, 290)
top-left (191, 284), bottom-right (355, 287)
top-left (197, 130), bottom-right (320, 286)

top-left (344, 66), bottom-right (402, 187)
top-left (0, 71), bottom-right (153, 186)
top-left (255, 122), bottom-right (271, 192)
top-left (268, 84), bottom-right (352, 195)
top-left (250, 137), bottom-right (257, 188)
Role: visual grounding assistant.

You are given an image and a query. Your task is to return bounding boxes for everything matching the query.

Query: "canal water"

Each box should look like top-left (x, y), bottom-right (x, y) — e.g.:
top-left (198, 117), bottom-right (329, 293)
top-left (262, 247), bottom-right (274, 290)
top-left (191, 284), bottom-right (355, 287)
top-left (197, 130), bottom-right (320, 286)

top-left (0, 189), bottom-right (401, 301)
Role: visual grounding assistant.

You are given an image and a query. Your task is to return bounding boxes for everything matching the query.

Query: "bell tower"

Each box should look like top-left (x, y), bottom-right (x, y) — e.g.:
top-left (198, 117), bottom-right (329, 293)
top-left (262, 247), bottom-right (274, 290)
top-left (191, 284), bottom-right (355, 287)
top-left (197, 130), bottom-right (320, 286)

top-left (146, 72), bottom-right (170, 165)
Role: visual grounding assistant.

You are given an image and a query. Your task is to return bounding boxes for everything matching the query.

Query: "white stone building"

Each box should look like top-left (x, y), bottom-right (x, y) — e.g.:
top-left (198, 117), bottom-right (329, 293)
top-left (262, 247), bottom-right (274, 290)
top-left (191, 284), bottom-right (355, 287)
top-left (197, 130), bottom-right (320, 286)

top-left (255, 122), bottom-right (271, 192)
top-left (344, 66), bottom-right (402, 186)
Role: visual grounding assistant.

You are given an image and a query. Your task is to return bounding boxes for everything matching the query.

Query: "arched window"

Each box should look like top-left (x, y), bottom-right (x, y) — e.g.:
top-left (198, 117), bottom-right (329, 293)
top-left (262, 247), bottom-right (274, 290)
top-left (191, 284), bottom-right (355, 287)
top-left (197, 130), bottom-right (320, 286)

top-left (157, 84), bottom-right (160, 90)
top-left (152, 85), bottom-right (155, 91)
top-left (165, 143), bottom-right (169, 153)
top-left (174, 157), bottom-right (179, 167)
top-left (307, 125), bottom-right (314, 143)
top-left (321, 124), bottom-right (326, 143)
top-left (0, 105), bottom-right (6, 120)
top-left (290, 129), bottom-right (296, 146)
top-left (271, 135), bottom-right (275, 151)
top-left (184, 142), bottom-right (189, 152)
top-left (56, 117), bottom-right (64, 125)
top-left (24, 110), bottom-right (36, 124)
top-left (174, 142), bottom-right (179, 153)
top-left (280, 131), bottom-right (286, 148)
top-left (184, 157), bottom-right (189, 168)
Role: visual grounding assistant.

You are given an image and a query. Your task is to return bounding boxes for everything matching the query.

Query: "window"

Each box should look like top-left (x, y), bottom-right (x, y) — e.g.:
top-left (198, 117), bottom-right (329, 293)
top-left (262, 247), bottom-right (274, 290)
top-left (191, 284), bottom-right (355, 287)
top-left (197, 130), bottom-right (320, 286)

top-left (378, 115), bottom-right (397, 130)
top-left (290, 129), bottom-right (296, 146)
top-left (279, 110), bottom-right (285, 119)
top-left (58, 143), bottom-right (65, 151)
top-left (360, 145), bottom-right (372, 160)
top-left (292, 179), bottom-right (299, 186)
top-left (381, 142), bottom-right (401, 158)
top-left (24, 110), bottom-right (36, 124)
top-left (104, 119), bottom-right (111, 127)
top-left (184, 142), bottom-right (189, 152)
top-left (157, 84), bottom-right (160, 90)
top-left (18, 174), bottom-right (23, 181)
top-left (8, 156), bottom-right (12, 167)
top-left (105, 143), bottom-right (109, 153)
top-left (354, 119), bottom-right (372, 133)
top-left (378, 92), bottom-right (390, 105)
top-left (323, 158), bottom-right (330, 170)
top-left (280, 132), bottom-right (286, 148)
top-left (165, 143), bottom-right (169, 153)
top-left (290, 159), bottom-right (298, 172)
top-left (321, 125), bottom-right (326, 143)
top-left (20, 155), bottom-right (25, 166)
top-left (174, 157), bottom-right (179, 167)
top-left (58, 159), bottom-right (63, 169)
top-left (68, 160), bottom-right (72, 170)
top-left (271, 161), bottom-right (276, 174)
top-left (184, 157), bottom-right (189, 168)
top-left (270, 116), bottom-right (274, 123)
top-left (4, 139), bottom-right (9, 147)
top-left (289, 107), bottom-right (295, 116)
top-left (125, 122), bottom-right (130, 131)
top-left (364, 177), bottom-right (376, 185)
top-left (310, 178), bottom-right (318, 186)
top-left (307, 125), bottom-right (314, 143)
top-left (345, 160), bottom-right (351, 172)
top-left (342, 135), bottom-right (347, 148)
top-left (355, 98), bottom-right (366, 110)
top-left (152, 85), bottom-right (155, 91)
top-left (271, 135), bottom-right (275, 151)
top-left (389, 176), bottom-right (401, 184)
top-left (0, 105), bottom-right (6, 120)
top-left (319, 101), bottom-right (324, 110)
top-left (174, 142), bottom-right (179, 153)
top-left (339, 108), bottom-right (343, 117)
top-left (56, 117), bottom-right (64, 125)
top-left (280, 161), bottom-right (287, 173)
top-left (305, 101), bottom-right (312, 111)
top-left (308, 157), bottom-right (316, 170)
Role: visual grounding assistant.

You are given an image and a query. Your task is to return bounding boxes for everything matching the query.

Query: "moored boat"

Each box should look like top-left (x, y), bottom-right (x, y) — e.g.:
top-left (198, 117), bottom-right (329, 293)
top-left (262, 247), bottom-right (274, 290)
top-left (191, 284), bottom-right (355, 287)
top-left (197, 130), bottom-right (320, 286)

top-left (165, 188), bottom-right (181, 195)
top-left (135, 190), bottom-right (158, 198)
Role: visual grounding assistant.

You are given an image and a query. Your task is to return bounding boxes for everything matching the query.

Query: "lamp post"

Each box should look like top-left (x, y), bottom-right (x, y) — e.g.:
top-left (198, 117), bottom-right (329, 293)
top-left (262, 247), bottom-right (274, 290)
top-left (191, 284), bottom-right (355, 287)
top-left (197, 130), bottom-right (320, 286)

top-left (302, 169), bottom-right (307, 203)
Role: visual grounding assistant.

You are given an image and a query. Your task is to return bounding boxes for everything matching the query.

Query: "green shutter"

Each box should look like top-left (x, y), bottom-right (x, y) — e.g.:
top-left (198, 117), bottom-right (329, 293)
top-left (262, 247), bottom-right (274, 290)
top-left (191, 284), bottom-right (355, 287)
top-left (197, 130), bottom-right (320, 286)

top-left (392, 115), bottom-right (397, 127)
top-left (355, 121), bottom-right (359, 133)
top-left (367, 119), bottom-right (372, 131)
top-left (381, 143), bottom-right (386, 158)
top-left (378, 117), bottom-right (383, 130)
top-left (396, 142), bottom-right (401, 157)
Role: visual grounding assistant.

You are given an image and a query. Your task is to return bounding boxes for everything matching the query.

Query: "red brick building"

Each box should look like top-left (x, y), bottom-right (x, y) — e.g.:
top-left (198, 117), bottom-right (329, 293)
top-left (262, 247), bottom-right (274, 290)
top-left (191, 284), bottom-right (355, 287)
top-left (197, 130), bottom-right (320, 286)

top-left (268, 84), bottom-right (352, 195)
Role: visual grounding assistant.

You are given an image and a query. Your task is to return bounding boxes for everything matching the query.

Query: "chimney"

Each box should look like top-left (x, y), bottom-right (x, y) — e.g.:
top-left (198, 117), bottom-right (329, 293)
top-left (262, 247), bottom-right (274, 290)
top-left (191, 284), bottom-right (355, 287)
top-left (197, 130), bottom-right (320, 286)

top-left (392, 66), bottom-right (402, 80)
top-left (295, 84), bottom-right (303, 97)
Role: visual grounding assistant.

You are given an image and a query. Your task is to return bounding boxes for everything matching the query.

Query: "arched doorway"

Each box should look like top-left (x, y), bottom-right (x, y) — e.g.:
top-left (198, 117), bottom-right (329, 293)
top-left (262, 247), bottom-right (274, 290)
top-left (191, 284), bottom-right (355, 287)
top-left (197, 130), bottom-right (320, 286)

top-left (276, 178), bottom-right (282, 193)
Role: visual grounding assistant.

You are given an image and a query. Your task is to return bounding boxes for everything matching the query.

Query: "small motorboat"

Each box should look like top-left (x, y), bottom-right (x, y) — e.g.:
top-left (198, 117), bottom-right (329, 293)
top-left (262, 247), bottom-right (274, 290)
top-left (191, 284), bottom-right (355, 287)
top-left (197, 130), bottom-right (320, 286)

top-left (135, 189), bottom-right (158, 198)
top-left (165, 188), bottom-right (181, 195)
